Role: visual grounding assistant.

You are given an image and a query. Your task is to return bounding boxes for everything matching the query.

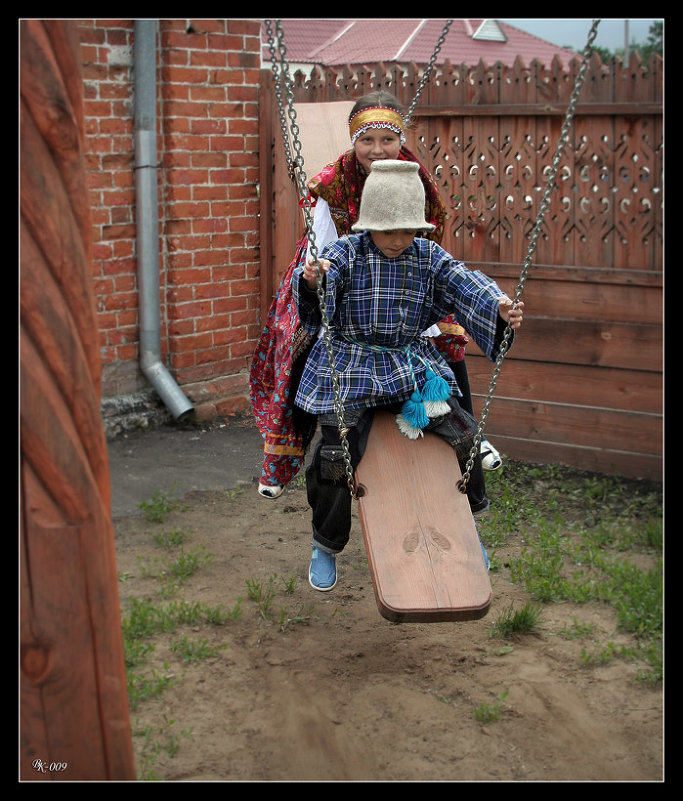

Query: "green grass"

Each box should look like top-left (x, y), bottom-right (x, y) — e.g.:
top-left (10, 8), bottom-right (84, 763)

top-left (131, 715), bottom-right (194, 781)
top-left (474, 691), bottom-right (509, 723)
top-left (138, 486), bottom-right (188, 523)
top-left (478, 459), bottom-right (663, 683)
top-left (489, 601), bottom-right (542, 638)
top-left (120, 491), bottom-right (313, 724)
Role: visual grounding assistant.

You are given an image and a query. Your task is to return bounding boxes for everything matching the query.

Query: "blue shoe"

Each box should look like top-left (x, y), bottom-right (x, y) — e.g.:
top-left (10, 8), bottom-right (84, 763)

top-left (475, 522), bottom-right (490, 571)
top-left (480, 540), bottom-right (490, 571)
top-left (309, 547), bottom-right (337, 591)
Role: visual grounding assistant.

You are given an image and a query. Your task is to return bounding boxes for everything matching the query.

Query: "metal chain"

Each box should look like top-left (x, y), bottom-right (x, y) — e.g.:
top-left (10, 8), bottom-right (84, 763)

top-left (264, 20), bottom-right (294, 179)
top-left (265, 19), bottom-right (457, 499)
top-left (268, 20), bottom-right (357, 498)
top-left (404, 20), bottom-right (453, 127)
top-left (459, 19), bottom-right (601, 491)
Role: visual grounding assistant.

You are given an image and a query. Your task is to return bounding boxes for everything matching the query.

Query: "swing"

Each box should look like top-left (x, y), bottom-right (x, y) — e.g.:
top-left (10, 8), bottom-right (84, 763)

top-left (266, 19), bottom-right (601, 622)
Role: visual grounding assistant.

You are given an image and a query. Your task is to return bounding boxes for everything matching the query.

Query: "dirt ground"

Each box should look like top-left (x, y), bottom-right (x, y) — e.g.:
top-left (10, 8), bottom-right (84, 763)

top-left (112, 441), bottom-right (664, 783)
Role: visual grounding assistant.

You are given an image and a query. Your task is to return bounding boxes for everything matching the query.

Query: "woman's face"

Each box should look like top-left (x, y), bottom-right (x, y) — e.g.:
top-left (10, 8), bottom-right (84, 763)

top-left (353, 128), bottom-right (402, 173)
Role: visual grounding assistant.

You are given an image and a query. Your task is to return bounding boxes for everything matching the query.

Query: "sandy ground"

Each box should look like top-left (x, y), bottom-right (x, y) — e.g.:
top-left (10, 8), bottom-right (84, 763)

top-left (110, 421), bottom-right (663, 782)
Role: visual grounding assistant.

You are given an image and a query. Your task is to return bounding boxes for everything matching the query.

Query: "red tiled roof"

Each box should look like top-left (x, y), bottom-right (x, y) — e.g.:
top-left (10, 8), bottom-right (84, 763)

top-left (262, 19), bottom-right (577, 69)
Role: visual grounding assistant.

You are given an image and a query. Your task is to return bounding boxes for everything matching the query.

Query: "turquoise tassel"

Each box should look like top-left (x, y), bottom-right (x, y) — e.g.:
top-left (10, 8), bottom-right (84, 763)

top-left (423, 399), bottom-right (451, 417)
top-left (421, 366), bottom-right (451, 403)
top-left (401, 390), bottom-right (429, 429)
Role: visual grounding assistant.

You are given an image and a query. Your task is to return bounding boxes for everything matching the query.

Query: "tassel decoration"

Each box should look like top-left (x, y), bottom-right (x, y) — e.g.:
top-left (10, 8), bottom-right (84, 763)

top-left (394, 347), bottom-right (455, 440)
top-left (423, 399), bottom-right (451, 418)
top-left (396, 414), bottom-right (425, 439)
top-left (401, 390), bottom-right (430, 429)
top-left (421, 365), bottom-right (451, 403)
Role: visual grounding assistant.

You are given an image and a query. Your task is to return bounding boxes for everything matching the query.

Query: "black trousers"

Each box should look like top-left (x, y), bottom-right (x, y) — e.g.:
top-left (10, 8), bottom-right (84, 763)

top-left (306, 398), bottom-right (489, 554)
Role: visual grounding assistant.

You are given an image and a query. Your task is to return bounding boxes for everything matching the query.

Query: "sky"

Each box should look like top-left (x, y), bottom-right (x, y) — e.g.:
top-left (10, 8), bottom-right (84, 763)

top-left (500, 18), bottom-right (661, 52)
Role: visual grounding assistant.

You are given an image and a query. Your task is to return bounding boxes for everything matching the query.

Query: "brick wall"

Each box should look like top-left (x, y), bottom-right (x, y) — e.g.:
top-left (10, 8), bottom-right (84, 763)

top-left (77, 19), bottom-right (262, 427)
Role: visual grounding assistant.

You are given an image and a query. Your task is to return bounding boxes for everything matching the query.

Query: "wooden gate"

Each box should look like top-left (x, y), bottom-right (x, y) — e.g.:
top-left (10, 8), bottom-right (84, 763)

top-left (20, 20), bottom-right (135, 780)
top-left (258, 54), bottom-right (663, 480)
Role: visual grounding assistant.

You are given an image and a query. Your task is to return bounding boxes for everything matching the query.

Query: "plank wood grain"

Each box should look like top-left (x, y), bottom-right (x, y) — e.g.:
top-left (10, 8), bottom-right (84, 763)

top-left (356, 412), bottom-right (491, 623)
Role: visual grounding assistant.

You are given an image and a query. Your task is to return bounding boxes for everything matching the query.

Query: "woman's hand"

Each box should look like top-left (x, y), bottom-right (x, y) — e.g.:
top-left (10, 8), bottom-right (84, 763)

top-left (303, 257), bottom-right (330, 290)
top-left (499, 298), bottom-right (524, 330)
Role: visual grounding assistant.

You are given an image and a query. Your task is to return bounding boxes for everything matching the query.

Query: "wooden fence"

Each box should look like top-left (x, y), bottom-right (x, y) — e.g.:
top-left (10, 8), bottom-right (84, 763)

top-left (258, 53), bottom-right (663, 480)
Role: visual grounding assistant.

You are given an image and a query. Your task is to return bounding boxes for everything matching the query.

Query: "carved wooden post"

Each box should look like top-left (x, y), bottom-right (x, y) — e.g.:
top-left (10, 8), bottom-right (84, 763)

top-left (20, 19), bottom-right (135, 781)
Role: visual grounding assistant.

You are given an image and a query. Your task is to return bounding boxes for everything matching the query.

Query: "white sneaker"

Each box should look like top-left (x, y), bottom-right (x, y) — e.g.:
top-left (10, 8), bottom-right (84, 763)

top-left (258, 482), bottom-right (284, 499)
top-left (480, 440), bottom-right (502, 471)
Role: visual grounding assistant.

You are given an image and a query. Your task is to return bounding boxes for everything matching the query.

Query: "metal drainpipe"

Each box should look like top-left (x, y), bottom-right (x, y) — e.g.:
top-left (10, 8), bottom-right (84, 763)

top-left (133, 19), bottom-right (193, 420)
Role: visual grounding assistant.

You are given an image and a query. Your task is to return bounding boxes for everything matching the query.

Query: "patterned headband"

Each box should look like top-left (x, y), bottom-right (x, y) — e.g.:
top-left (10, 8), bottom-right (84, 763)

top-left (349, 106), bottom-right (406, 144)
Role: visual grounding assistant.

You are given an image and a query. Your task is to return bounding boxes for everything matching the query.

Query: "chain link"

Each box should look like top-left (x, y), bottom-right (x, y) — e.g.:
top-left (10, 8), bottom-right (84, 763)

top-left (404, 20), bottom-right (453, 127)
top-left (459, 19), bottom-right (601, 491)
top-left (265, 19), bottom-right (456, 499)
top-left (267, 21), bottom-right (357, 498)
top-left (264, 21), bottom-right (294, 178)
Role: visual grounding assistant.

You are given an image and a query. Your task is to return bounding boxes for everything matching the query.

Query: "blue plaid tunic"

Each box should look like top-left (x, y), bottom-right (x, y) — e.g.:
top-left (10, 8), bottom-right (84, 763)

top-left (293, 232), bottom-right (508, 414)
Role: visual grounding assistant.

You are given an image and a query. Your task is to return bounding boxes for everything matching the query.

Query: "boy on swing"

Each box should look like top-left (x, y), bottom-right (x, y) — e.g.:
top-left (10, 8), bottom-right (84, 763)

top-left (293, 160), bottom-right (524, 591)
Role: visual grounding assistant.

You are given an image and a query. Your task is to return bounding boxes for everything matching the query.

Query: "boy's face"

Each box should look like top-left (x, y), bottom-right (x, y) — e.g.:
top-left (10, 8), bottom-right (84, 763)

top-left (370, 229), bottom-right (417, 258)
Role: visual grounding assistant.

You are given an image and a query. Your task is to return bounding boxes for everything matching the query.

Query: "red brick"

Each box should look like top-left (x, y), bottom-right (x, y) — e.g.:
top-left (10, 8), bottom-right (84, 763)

top-left (187, 20), bottom-right (227, 35)
top-left (192, 218), bottom-right (227, 234)
top-left (227, 84), bottom-right (258, 102)
top-left (190, 50), bottom-right (229, 68)
top-left (81, 18), bottom-right (261, 387)
top-left (168, 319), bottom-right (195, 337)
top-left (166, 134), bottom-right (210, 151)
top-left (191, 118), bottom-right (227, 135)
top-left (193, 153), bottom-right (227, 168)
top-left (190, 86), bottom-right (227, 102)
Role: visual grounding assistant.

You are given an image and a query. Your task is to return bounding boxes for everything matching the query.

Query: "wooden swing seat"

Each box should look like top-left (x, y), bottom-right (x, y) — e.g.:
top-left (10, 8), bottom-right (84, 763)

top-left (355, 411), bottom-right (491, 623)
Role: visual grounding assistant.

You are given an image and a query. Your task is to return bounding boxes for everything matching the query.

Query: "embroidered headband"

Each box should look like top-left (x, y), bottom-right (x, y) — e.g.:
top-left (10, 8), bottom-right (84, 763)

top-left (349, 106), bottom-right (406, 145)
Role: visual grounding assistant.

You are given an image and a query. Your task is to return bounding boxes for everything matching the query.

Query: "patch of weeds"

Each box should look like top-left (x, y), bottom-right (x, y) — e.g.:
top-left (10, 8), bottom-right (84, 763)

top-left (121, 597), bottom-right (236, 709)
top-left (152, 529), bottom-right (190, 548)
top-left (138, 485), bottom-right (188, 523)
top-left (483, 471), bottom-right (533, 539)
top-left (580, 641), bottom-right (636, 666)
top-left (122, 598), bottom-right (223, 641)
top-left (292, 473), bottom-right (307, 489)
top-left (508, 516), bottom-right (570, 602)
top-left (489, 601), bottom-right (542, 638)
top-left (138, 545), bottom-right (214, 597)
top-left (132, 715), bottom-right (194, 781)
top-left (245, 573), bottom-right (315, 632)
top-left (170, 635), bottom-right (227, 663)
top-left (558, 618), bottom-right (596, 640)
top-left (127, 662), bottom-right (177, 710)
top-left (245, 574), bottom-right (279, 620)
top-left (124, 636), bottom-right (156, 669)
top-left (278, 604), bottom-right (315, 632)
top-left (205, 601), bottom-right (242, 624)
top-left (119, 515), bottom-right (240, 775)
top-left (474, 691), bottom-right (509, 723)
top-left (496, 461), bottom-right (662, 683)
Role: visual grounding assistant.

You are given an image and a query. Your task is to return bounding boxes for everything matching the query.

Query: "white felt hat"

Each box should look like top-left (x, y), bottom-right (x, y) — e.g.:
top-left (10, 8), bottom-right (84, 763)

top-left (352, 160), bottom-right (435, 233)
